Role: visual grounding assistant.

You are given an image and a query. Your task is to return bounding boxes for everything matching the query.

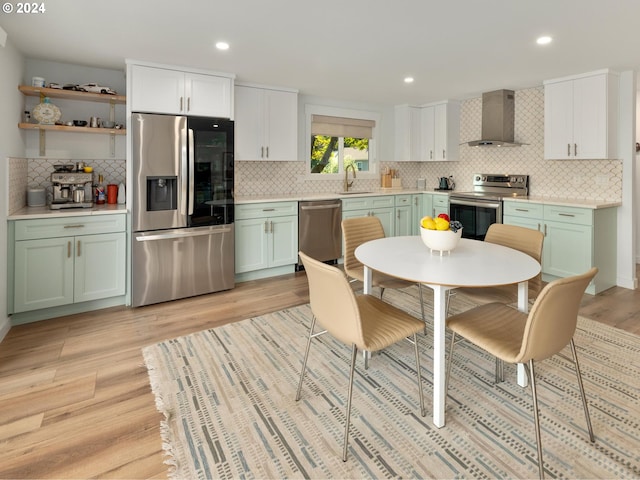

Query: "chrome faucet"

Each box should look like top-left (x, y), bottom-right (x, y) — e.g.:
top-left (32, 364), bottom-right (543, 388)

top-left (344, 164), bottom-right (357, 192)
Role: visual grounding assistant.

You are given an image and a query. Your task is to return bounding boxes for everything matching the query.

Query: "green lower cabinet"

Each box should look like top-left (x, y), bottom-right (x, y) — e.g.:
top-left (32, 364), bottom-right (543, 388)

top-left (342, 208), bottom-right (394, 237)
top-left (394, 194), bottom-right (424, 236)
top-left (503, 201), bottom-right (617, 294)
top-left (543, 220), bottom-right (592, 279)
top-left (342, 196), bottom-right (395, 237)
top-left (13, 232), bottom-right (126, 313)
top-left (234, 201), bottom-right (298, 281)
top-left (10, 215), bottom-right (127, 316)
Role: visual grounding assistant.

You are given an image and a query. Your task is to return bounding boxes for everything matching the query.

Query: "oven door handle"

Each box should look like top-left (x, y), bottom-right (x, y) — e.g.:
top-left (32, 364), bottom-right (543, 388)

top-left (450, 199), bottom-right (501, 209)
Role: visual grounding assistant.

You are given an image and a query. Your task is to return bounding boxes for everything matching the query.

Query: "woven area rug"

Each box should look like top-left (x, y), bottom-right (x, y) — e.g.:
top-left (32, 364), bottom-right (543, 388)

top-left (143, 286), bottom-right (640, 479)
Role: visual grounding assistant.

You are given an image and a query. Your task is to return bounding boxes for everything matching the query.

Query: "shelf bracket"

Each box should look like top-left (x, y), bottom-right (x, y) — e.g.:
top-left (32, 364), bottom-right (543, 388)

top-left (39, 129), bottom-right (46, 156)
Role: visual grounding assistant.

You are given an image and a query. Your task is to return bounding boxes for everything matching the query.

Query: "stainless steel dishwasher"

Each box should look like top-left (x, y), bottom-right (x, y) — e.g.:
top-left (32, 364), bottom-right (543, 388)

top-left (297, 199), bottom-right (342, 268)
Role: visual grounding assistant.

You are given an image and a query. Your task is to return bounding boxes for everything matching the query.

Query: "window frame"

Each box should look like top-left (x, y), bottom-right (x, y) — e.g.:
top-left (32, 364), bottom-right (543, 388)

top-left (304, 104), bottom-right (380, 180)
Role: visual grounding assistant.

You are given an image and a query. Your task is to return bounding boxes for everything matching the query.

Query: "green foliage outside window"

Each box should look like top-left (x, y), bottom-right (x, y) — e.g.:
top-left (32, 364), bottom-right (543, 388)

top-left (310, 135), bottom-right (369, 174)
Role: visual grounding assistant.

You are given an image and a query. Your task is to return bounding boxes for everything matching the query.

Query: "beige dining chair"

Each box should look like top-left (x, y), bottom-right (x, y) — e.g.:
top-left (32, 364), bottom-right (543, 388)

top-left (450, 223), bottom-right (545, 312)
top-left (445, 267), bottom-right (598, 479)
top-left (296, 251), bottom-right (426, 461)
top-left (342, 216), bottom-right (426, 328)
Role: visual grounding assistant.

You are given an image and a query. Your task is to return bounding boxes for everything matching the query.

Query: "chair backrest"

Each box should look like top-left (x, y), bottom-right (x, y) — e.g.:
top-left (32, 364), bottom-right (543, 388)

top-left (299, 251), bottom-right (364, 347)
top-left (485, 223), bottom-right (545, 296)
top-left (341, 216), bottom-right (386, 279)
top-left (515, 267), bottom-right (598, 362)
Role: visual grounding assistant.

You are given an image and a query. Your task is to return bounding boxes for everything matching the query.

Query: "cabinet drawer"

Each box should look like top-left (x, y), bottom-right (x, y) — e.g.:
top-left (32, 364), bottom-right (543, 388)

top-left (395, 194), bottom-right (412, 206)
top-left (342, 195), bottom-right (394, 212)
top-left (432, 194), bottom-right (448, 208)
top-left (503, 201), bottom-right (544, 219)
top-left (544, 205), bottom-right (593, 226)
top-left (235, 201), bottom-right (298, 220)
top-left (15, 215), bottom-right (126, 241)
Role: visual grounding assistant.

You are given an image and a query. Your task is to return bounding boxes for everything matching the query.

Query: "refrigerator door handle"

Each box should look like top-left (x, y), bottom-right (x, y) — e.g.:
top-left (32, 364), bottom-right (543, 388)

top-left (188, 128), bottom-right (195, 216)
top-left (178, 119), bottom-right (188, 218)
top-left (135, 226), bottom-right (233, 242)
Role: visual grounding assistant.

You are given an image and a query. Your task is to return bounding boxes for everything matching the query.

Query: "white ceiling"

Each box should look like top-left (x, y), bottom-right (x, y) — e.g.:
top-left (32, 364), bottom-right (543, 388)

top-left (2, 0), bottom-right (640, 105)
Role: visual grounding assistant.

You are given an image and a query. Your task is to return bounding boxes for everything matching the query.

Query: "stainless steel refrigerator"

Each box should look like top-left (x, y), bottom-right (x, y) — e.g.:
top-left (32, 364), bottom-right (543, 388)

top-left (131, 113), bottom-right (234, 307)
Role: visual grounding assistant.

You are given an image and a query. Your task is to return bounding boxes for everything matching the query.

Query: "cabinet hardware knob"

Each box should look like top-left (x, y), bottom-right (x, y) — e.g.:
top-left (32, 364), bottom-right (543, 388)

top-left (544, 224), bottom-right (547, 236)
top-left (558, 213), bottom-right (575, 217)
top-left (64, 224), bottom-right (85, 228)
top-left (67, 241), bottom-right (71, 258)
top-left (77, 240), bottom-right (81, 257)
top-left (266, 146), bottom-right (269, 158)
top-left (187, 97), bottom-right (191, 112)
top-left (180, 97), bottom-right (183, 112)
top-left (567, 143), bottom-right (570, 156)
top-left (261, 146), bottom-right (264, 158)
top-left (262, 208), bottom-right (275, 212)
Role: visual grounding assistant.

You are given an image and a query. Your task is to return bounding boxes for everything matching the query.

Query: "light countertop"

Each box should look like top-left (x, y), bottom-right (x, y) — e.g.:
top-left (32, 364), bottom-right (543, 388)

top-left (504, 196), bottom-right (621, 209)
top-left (8, 204), bottom-right (127, 220)
top-left (235, 189), bottom-right (619, 209)
top-left (235, 189), bottom-right (449, 204)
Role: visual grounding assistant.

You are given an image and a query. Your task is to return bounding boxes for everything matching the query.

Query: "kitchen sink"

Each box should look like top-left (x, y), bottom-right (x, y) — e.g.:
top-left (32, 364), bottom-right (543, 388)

top-left (338, 191), bottom-right (372, 195)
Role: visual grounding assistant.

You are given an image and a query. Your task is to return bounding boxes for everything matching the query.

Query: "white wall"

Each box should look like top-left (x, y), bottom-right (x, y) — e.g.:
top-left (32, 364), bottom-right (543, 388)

top-left (0, 38), bottom-right (26, 341)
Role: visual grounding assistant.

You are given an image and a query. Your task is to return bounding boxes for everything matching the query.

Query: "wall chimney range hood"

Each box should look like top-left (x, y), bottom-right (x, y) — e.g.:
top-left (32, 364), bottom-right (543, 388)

top-left (466, 89), bottom-right (525, 147)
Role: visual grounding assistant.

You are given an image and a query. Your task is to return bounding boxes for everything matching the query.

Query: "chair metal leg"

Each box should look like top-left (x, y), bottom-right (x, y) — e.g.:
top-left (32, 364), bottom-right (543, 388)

top-left (570, 339), bottom-right (595, 442)
top-left (413, 333), bottom-right (426, 417)
top-left (525, 360), bottom-right (545, 479)
top-left (417, 284), bottom-right (428, 335)
top-left (445, 331), bottom-right (457, 406)
top-left (445, 290), bottom-right (454, 317)
top-left (380, 287), bottom-right (385, 299)
top-left (495, 358), bottom-right (505, 383)
top-left (343, 344), bottom-right (358, 462)
top-left (296, 316), bottom-right (317, 401)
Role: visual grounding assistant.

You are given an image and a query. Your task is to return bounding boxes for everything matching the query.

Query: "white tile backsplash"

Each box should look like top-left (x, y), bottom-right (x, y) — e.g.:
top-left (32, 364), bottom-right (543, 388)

top-left (7, 157), bottom-right (126, 214)
top-left (9, 85), bottom-right (623, 210)
top-left (236, 86), bottom-right (622, 201)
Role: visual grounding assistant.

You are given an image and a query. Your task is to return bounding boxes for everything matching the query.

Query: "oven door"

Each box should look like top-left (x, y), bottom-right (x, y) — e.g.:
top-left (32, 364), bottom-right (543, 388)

top-left (449, 198), bottom-right (502, 240)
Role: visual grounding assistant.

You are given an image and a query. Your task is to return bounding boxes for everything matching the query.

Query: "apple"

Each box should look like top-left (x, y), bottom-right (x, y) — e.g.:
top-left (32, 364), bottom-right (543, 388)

top-left (437, 213), bottom-right (450, 222)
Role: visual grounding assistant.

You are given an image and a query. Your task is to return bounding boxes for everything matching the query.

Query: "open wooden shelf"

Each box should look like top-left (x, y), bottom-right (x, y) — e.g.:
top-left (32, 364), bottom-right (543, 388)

top-left (18, 85), bottom-right (126, 104)
top-left (18, 122), bottom-right (126, 135)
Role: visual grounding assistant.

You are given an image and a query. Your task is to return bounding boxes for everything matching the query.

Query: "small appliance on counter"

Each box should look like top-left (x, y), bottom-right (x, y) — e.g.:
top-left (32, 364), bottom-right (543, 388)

top-left (27, 187), bottom-right (46, 207)
top-left (435, 176), bottom-right (455, 191)
top-left (50, 171), bottom-right (94, 209)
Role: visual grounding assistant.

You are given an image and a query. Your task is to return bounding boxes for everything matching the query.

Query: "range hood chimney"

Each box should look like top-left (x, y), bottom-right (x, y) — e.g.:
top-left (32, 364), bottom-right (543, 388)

top-left (467, 89), bottom-right (524, 147)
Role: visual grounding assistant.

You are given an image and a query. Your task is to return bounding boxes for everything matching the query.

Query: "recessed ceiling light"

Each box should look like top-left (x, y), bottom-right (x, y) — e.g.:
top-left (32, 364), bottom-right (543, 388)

top-left (536, 36), bottom-right (552, 45)
top-left (216, 41), bottom-right (230, 51)
top-left (404, 77), bottom-right (414, 84)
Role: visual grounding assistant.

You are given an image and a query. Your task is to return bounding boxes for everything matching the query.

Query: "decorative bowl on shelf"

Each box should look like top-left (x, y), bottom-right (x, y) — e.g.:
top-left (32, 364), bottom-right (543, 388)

top-left (420, 227), bottom-right (462, 255)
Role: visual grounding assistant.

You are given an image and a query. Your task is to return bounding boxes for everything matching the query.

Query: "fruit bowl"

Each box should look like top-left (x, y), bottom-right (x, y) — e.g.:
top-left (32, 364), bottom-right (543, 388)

top-left (420, 227), bottom-right (462, 255)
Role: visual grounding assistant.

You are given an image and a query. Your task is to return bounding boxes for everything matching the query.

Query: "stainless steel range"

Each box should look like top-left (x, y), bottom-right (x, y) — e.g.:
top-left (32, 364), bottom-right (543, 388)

top-left (449, 174), bottom-right (529, 240)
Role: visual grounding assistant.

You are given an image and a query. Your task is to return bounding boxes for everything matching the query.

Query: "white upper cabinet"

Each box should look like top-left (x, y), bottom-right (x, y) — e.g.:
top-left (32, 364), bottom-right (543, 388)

top-left (394, 101), bottom-right (460, 162)
top-left (394, 105), bottom-right (421, 162)
top-left (429, 101), bottom-right (460, 162)
top-left (544, 69), bottom-right (619, 160)
top-left (129, 63), bottom-right (234, 118)
top-left (235, 84), bottom-right (298, 161)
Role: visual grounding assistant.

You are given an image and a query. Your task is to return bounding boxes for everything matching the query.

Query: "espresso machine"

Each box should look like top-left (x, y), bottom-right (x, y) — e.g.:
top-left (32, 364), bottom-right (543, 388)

top-left (50, 171), bottom-right (94, 209)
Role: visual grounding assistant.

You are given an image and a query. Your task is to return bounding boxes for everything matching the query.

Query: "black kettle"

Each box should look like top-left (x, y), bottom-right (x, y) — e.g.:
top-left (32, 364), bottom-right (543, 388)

top-left (438, 176), bottom-right (454, 190)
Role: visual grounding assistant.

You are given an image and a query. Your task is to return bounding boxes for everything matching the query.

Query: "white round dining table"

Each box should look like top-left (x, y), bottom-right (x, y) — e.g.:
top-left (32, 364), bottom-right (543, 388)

top-left (355, 236), bottom-right (541, 429)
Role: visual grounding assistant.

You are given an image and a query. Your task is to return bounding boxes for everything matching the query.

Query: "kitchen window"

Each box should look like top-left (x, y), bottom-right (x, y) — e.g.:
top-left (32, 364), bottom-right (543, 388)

top-left (305, 106), bottom-right (379, 177)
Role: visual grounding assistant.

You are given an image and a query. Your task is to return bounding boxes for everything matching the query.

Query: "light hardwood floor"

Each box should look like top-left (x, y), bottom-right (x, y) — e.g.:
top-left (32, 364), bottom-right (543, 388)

top-left (0, 270), bottom-right (638, 479)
